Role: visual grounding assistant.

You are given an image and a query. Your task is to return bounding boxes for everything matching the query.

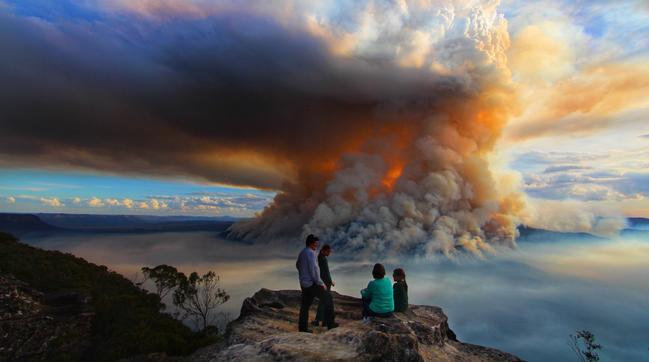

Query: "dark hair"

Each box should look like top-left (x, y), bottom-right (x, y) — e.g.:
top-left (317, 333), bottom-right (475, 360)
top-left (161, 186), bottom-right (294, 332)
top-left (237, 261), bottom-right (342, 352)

top-left (393, 268), bottom-right (406, 280)
top-left (305, 234), bottom-right (319, 246)
top-left (372, 263), bottom-right (386, 279)
top-left (319, 244), bottom-right (331, 254)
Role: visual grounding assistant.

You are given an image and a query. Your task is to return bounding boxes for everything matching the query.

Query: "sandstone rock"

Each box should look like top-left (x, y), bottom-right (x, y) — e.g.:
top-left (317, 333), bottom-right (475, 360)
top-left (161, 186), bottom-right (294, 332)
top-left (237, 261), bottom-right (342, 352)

top-left (192, 289), bottom-right (523, 362)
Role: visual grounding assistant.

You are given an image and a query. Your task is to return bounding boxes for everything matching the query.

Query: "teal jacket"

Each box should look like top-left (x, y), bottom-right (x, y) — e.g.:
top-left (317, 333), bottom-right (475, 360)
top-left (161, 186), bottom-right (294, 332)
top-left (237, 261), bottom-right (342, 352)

top-left (361, 277), bottom-right (394, 314)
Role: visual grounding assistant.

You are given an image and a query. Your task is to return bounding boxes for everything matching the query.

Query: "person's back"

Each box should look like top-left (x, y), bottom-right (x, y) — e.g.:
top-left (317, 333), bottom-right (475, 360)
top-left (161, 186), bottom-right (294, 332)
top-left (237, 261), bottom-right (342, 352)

top-left (363, 277), bottom-right (394, 314)
top-left (296, 246), bottom-right (318, 288)
top-left (393, 280), bottom-right (408, 312)
top-left (318, 252), bottom-right (332, 288)
top-left (393, 268), bottom-right (408, 313)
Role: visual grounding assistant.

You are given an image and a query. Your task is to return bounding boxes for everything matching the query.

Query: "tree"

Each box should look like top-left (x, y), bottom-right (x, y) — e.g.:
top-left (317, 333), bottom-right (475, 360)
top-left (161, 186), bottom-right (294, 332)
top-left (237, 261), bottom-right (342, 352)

top-left (568, 330), bottom-right (602, 362)
top-left (141, 264), bottom-right (186, 300)
top-left (173, 271), bottom-right (230, 331)
top-left (129, 269), bottom-right (146, 289)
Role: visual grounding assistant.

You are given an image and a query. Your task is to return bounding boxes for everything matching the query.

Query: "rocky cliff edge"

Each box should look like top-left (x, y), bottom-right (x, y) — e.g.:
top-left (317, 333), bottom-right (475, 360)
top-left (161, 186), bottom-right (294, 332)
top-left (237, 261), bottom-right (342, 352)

top-left (189, 288), bottom-right (523, 362)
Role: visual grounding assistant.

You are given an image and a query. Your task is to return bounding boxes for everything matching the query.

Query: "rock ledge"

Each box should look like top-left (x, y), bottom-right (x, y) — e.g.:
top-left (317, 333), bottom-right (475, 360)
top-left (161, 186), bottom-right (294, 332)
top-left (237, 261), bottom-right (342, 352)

top-left (192, 288), bottom-right (523, 362)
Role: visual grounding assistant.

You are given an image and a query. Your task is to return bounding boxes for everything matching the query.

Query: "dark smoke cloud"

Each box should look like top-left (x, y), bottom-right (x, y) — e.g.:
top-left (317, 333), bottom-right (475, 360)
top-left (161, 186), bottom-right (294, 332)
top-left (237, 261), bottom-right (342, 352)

top-left (0, 3), bottom-right (521, 255)
top-left (0, 10), bottom-right (467, 189)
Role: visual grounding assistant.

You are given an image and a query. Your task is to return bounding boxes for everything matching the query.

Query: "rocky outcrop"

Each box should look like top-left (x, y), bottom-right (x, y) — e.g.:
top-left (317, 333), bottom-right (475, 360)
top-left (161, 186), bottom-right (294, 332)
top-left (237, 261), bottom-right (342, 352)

top-left (0, 274), bottom-right (93, 360)
top-left (190, 289), bottom-right (522, 362)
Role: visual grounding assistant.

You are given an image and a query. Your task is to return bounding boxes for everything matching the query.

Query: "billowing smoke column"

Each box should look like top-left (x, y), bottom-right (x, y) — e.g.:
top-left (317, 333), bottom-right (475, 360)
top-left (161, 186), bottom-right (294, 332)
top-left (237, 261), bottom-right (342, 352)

top-left (0, 1), bottom-right (523, 256)
top-left (227, 2), bottom-right (522, 257)
top-left (228, 90), bottom-right (522, 257)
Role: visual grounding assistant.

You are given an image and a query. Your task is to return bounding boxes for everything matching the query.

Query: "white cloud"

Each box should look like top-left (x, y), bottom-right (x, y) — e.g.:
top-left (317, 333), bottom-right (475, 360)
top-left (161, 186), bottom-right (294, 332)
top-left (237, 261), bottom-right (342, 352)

top-left (568, 184), bottom-right (626, 202)
top-left (40, 197), bottom-right (64, 207)
top-left (2, 192), bottom-right (272, 217)
top-left (501, 0), bottom-right (649, 146)
top-left (503, 144), bottom-right (649, 218)
top-left (527, 149), bottom-right (647, 194)
top-left (105, 198), bottom-right (121, 206)
top-left (195, 204), bottom-right (219, 211)
top-left (149, 198), bottom-right (167, 210)
top-left (88, 197), bottom-right (105, 207)
top-left (122, 198), bottom-right (134, 208)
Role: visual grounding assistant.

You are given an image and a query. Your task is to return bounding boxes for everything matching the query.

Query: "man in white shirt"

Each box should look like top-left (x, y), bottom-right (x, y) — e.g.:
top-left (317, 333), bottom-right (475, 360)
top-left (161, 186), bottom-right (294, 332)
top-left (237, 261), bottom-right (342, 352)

top-left (296, 234), bottom-right (338, 332)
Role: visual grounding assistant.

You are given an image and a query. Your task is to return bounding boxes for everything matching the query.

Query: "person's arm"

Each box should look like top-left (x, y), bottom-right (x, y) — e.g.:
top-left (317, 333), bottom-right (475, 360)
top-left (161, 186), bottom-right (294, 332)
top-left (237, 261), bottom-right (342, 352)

top-left (296, 249), bottom-right (304, 271)
top-left (361, 281), bottom-right (372, 298)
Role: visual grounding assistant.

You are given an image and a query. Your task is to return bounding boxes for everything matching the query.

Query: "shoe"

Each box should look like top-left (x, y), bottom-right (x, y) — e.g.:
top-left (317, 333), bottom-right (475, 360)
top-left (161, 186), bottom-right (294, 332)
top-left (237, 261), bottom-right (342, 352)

top-left (362, 317), bottom-right (371, 325)
top-left (299, 329), bottom-right (314, 333)
top-left (311, 320), bottom-right (321, 327)
top-left (327, 322), bottom-right (339, 330)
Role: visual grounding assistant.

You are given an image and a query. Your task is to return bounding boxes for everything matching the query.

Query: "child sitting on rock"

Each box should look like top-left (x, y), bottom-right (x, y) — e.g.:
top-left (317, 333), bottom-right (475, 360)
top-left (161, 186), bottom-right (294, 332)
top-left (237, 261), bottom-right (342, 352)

top-left (392, 268), bottom-right (408, 313)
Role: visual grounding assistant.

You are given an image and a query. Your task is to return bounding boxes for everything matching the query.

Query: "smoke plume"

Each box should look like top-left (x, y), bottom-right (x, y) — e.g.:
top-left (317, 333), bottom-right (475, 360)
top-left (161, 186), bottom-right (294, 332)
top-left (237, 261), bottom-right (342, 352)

top-left (226, 2), bottom-right (523, 257)
top-left (0, 1), bottom-right (523, 256)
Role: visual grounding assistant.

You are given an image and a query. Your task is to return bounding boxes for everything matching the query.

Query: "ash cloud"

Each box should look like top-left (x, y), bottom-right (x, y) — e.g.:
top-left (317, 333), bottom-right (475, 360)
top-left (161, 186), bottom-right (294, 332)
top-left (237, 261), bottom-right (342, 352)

top-left (0, 1), bottom-right (522, 256)
top-left (0, 9), bottom-right (477, 188)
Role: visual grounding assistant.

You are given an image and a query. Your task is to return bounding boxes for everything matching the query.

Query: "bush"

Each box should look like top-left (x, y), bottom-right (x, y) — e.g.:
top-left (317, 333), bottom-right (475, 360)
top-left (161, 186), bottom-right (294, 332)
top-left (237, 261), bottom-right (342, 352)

top-left (0, 232), bottom-right (217, 361)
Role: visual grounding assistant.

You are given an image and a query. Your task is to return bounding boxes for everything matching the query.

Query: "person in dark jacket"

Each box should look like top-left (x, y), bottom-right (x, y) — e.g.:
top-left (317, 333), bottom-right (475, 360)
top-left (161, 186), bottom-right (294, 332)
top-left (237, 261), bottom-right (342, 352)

top-left (312, 244), bottom-right (335, 326)
top-left (392, 268), bottom-right (408, 313)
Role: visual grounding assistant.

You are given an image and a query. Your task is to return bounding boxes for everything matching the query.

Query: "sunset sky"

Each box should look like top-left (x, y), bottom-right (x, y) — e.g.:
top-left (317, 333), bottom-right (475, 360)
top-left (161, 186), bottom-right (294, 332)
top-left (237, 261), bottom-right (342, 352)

top-left (1, 0), bottom-right (648, 223)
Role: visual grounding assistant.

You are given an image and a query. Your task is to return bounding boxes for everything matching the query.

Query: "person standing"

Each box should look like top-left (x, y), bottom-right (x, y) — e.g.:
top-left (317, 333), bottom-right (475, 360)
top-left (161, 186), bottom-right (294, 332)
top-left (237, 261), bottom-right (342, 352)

top-left (312, 244), bottom-right (335, 327)
top-left (296, 235), bottom-right (338, 332)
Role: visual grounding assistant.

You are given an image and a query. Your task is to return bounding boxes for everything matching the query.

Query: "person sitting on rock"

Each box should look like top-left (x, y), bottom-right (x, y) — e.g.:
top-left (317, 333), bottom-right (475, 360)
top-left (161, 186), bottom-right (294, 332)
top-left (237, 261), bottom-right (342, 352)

top-left (360, 263), bottom-right (394, 321)
top-left (312, 244), bottom-right (335, 327)
top-left (392, 268), bottom-right (408, 313)
top-left (296, 234), bottom-right (338, 332)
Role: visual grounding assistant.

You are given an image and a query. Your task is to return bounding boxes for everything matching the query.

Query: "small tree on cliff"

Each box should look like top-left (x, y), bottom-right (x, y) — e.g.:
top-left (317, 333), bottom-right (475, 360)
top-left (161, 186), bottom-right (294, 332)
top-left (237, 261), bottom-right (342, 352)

top-left (172, 271), bottom-right (230, 331)
top-left (141, 264), bottom-right (186, 300)
top-left (568, 330), bottom-right (602, 362)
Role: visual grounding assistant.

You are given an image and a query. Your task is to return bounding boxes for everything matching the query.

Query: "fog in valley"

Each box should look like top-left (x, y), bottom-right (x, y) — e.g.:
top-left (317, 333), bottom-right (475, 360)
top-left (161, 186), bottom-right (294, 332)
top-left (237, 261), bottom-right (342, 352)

top-left (23, 231), bottom-right (649, 362)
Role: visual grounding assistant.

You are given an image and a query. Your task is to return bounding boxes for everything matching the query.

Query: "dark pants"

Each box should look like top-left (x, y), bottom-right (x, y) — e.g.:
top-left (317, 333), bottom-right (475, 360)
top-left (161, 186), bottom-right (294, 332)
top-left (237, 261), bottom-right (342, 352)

top-left (362, 296), bottom-right (393, 318)
top-left (314, 283), bottom-right (332, 322)
top-left (299, 284), bottom-right (334, 331)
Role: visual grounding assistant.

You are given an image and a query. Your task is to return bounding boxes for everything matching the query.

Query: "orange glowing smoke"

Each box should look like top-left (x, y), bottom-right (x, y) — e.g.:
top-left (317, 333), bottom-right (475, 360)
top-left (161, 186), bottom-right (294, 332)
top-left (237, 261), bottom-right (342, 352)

top-left (227, 31), bottom-right (522, 256)
top-left (382, 162), bottom-right (404, 191)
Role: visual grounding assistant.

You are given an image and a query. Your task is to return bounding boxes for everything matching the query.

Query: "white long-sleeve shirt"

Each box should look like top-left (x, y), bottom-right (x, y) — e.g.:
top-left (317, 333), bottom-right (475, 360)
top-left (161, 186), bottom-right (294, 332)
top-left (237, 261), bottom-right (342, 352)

top-left (296, 247), bottom-right (324, 288)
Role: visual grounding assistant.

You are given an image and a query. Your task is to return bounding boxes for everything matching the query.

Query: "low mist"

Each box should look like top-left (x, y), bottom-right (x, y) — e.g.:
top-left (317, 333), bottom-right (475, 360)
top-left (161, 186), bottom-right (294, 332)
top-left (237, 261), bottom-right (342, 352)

top-left (22, 231), bottom-right (649, 361)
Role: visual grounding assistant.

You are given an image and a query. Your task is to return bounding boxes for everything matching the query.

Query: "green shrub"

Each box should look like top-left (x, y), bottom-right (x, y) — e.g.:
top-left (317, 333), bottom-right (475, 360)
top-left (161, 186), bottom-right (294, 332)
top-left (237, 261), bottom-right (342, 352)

top-left (0, 232), bottom-right (218, 361)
